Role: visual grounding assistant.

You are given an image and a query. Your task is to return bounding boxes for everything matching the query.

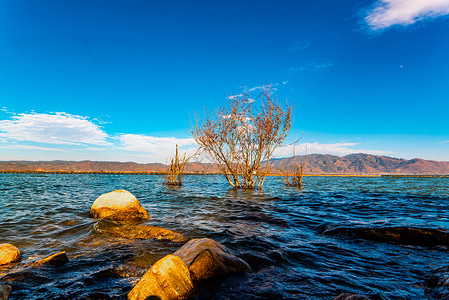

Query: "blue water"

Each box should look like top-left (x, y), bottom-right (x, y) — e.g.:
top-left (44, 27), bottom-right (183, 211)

top-left (1, 174), bottom-right (449, 299)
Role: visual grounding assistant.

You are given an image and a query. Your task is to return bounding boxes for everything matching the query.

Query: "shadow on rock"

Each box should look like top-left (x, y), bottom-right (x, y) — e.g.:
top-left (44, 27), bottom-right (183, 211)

top-left (323, 226), bottom-right (449, 247)
top-left (173, 238), bottom-right (251, 281)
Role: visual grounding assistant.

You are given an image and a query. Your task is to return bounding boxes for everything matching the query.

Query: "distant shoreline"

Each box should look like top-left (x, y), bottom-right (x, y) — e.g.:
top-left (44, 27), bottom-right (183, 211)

top-left (0, 170), bottom-right (448, 177)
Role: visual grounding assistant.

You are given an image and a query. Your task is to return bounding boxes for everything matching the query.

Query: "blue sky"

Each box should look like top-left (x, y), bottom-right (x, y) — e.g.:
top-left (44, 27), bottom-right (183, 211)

top-left (1, 0), bottom-right (448, 163)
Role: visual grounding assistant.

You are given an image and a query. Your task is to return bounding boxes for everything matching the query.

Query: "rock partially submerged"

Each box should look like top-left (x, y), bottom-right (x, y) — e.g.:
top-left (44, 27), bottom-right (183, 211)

top-left (334, 293), bottom-right (371, 300)
top-left (128, 254), bottom-right (193, 300)
top-left (0, 244), bottom-right (20, 266)
top-left (324, 226), bottom-right (449, 247)
top-left (27, 251), bottom-right (69, 267)
top-left (94, 219), bottom-right (186, 242)
top-left (173, 238), bottom-right (250, 281)
top-left (90, 190), bottom-right (150, 221)
top-left (0, 284), bottom-right (11, 300)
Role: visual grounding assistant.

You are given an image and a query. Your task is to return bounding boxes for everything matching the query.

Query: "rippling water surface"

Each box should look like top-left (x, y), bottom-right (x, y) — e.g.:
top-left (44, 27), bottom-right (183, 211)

top-left (1, 174), bottom-right (449, 299)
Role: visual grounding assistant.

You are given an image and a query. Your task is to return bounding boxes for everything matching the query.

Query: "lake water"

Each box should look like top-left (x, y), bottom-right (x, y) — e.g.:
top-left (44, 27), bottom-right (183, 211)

top-left (1, 174), bottom-right (449, 299)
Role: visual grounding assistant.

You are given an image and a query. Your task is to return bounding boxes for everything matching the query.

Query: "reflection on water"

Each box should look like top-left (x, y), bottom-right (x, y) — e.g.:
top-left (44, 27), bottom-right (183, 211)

top-left (1, 174), bottom-right (449, 299)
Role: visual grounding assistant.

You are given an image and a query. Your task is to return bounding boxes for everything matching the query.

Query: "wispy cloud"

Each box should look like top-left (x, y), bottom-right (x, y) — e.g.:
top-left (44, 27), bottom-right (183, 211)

top-left (288, 40), bottom-right (311, 52)
top-left (275, 142), bottom-right (392, 157)
top-left (365, 0), bottom-right (449, 31)
top-left (119, 134), bottom-right (196, 161)
top-left (288, 62), bottom-right (334, 76)
top-left (0, 112), bottom-right (110, 146)
top-left (0, 144), bottom-right (64, 151)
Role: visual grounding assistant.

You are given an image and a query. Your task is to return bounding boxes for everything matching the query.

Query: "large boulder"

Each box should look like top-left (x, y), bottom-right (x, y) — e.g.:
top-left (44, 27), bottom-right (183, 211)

top-left (90, 190), bottom-right (150, 221)
top-left (173, 238), bottom-right (250, 281)
top-left (0, 244), bottom-right (20, 265)
top-left (128, 254), bottom-right (193, 300)
top-left (0, 284), bottom-right (12, 300)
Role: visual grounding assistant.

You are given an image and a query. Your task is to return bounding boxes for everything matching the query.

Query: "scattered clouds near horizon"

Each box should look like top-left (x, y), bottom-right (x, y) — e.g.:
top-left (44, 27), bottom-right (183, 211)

top-left (0, 112), bottom-right (395, 163)
top-left (365, 0), bottom-right (449, 31)
top-left (275, 142), bottom-right (392, 157)
top-left (0, 112), bottom-right (110, 146)
top-left (288, 62), bottom-right (334, 76)
top-left (118, 134), bottom-right (196, 161)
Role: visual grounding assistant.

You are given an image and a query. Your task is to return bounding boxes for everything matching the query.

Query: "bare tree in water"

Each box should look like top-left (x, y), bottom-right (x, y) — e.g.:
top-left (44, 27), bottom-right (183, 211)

top-left (165, 144), bottom-right (194, 186)
top-left (280, 143), bottom-right (307, 188)
top-left (191, 85), bottom-right (293, 189)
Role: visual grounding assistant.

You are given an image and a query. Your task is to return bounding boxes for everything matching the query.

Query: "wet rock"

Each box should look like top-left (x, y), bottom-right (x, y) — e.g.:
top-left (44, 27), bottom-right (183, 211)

top-left (0, 244), bottom-right (20, 265)
top-left (324, 226), bottom-right (449, 247)
top-left (333, 293), bottom-right (371, 300)
top-left (128, 254), bottom-right (193, 300)
top-left (425, 265), bottom-right (449, 299)
top-left (28, 251), bottom-right (69, 267)
top-left (87, 291), bottom-right (110, 299)
top-left (94, 221), bottom-right (186, 243)
top-left (0, 284), bottom-right (12, 300)
top-left (90, 190), bottom-right (150, 221)
top-left (173, 238), bottom-right (251, 281)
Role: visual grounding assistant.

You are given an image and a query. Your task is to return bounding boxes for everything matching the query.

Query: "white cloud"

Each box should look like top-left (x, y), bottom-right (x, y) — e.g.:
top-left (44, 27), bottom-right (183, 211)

top-left (0, 144), bottom-right (64, 151)
top-left (119, 134), bottom-right (196, 161)
top-left (0, 112), bottom-right (110, 146)
top-left (366, 0), bottom-right (449, 30)
top-left (288, 62), bottom-right (334, 76)
top-left (274, 142), bottom-right (392, 157)
top-left (227, 94), bottom-right (243, 100)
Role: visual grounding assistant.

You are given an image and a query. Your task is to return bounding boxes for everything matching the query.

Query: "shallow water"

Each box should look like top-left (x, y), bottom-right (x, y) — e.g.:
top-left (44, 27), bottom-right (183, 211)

top-left (1, 174), bottom-right (449, 299)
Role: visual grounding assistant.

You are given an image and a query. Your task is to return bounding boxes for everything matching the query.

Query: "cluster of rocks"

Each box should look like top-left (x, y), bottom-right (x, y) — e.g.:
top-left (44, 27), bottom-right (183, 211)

top-left (0, 190), bottom-right (252, 300)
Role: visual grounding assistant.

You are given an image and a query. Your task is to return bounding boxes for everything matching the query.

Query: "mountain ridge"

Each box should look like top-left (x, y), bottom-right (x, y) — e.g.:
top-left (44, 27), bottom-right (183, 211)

top-left (1, 153), bottom-right (448, 175)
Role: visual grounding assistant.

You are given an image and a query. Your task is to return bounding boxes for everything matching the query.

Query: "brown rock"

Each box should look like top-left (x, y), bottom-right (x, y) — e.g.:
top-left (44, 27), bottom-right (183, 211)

top-left (128, 254), bottom-right (193, 300)
top-left (0, 284), bottom-right (12, 300)
top-left (28, 251), bottom-right (69, 267)
top-left (173, 238), bottom-right (250, 281)
top-left (90, 190), bottom-right (150, 221)
top-left (0, 244), bottom-right (20, 266)
top-left (100, 223), bottom-right (186, 242)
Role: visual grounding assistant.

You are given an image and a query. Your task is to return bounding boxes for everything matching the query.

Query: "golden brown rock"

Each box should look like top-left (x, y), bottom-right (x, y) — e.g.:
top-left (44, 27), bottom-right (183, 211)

top-left (128, 254), bottom-right (193, 300)
top-left (0, 244), bottom-right (20, 266)
top-left (100, 223), bottom-right (186, 242)
top-left (90, 190), bottom-right (150, 221)
top-left (173, 238), bottom-right (250, 281)
top-left (28, 251), bottom-right (69, 267)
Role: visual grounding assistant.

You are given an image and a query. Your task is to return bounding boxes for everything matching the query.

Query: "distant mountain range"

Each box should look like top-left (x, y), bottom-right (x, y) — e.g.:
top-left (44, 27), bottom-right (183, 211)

top-left (0, 153), bottom-right (448, 175)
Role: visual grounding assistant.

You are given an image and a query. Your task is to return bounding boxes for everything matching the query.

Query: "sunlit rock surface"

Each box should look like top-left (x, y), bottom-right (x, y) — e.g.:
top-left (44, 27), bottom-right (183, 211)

top-left (90, 190), bottom-right (150, 221)
top-left (128, 254), bottom-right (193, 300)
top-left (93, 220), bottom-right (186, 242)
top-left (0, 244), bottom-right (20, 266)
top-left (173, 238), bottom-right (250, 281)
top-left (27, 251), bottom-right (69, 267)
top-left (0, 284), bottom-right (11, 300)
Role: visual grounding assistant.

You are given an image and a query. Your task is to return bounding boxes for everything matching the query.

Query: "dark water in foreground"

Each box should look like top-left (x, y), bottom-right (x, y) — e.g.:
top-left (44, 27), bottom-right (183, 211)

top-left (1, 174), bottom-right (449, 299)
